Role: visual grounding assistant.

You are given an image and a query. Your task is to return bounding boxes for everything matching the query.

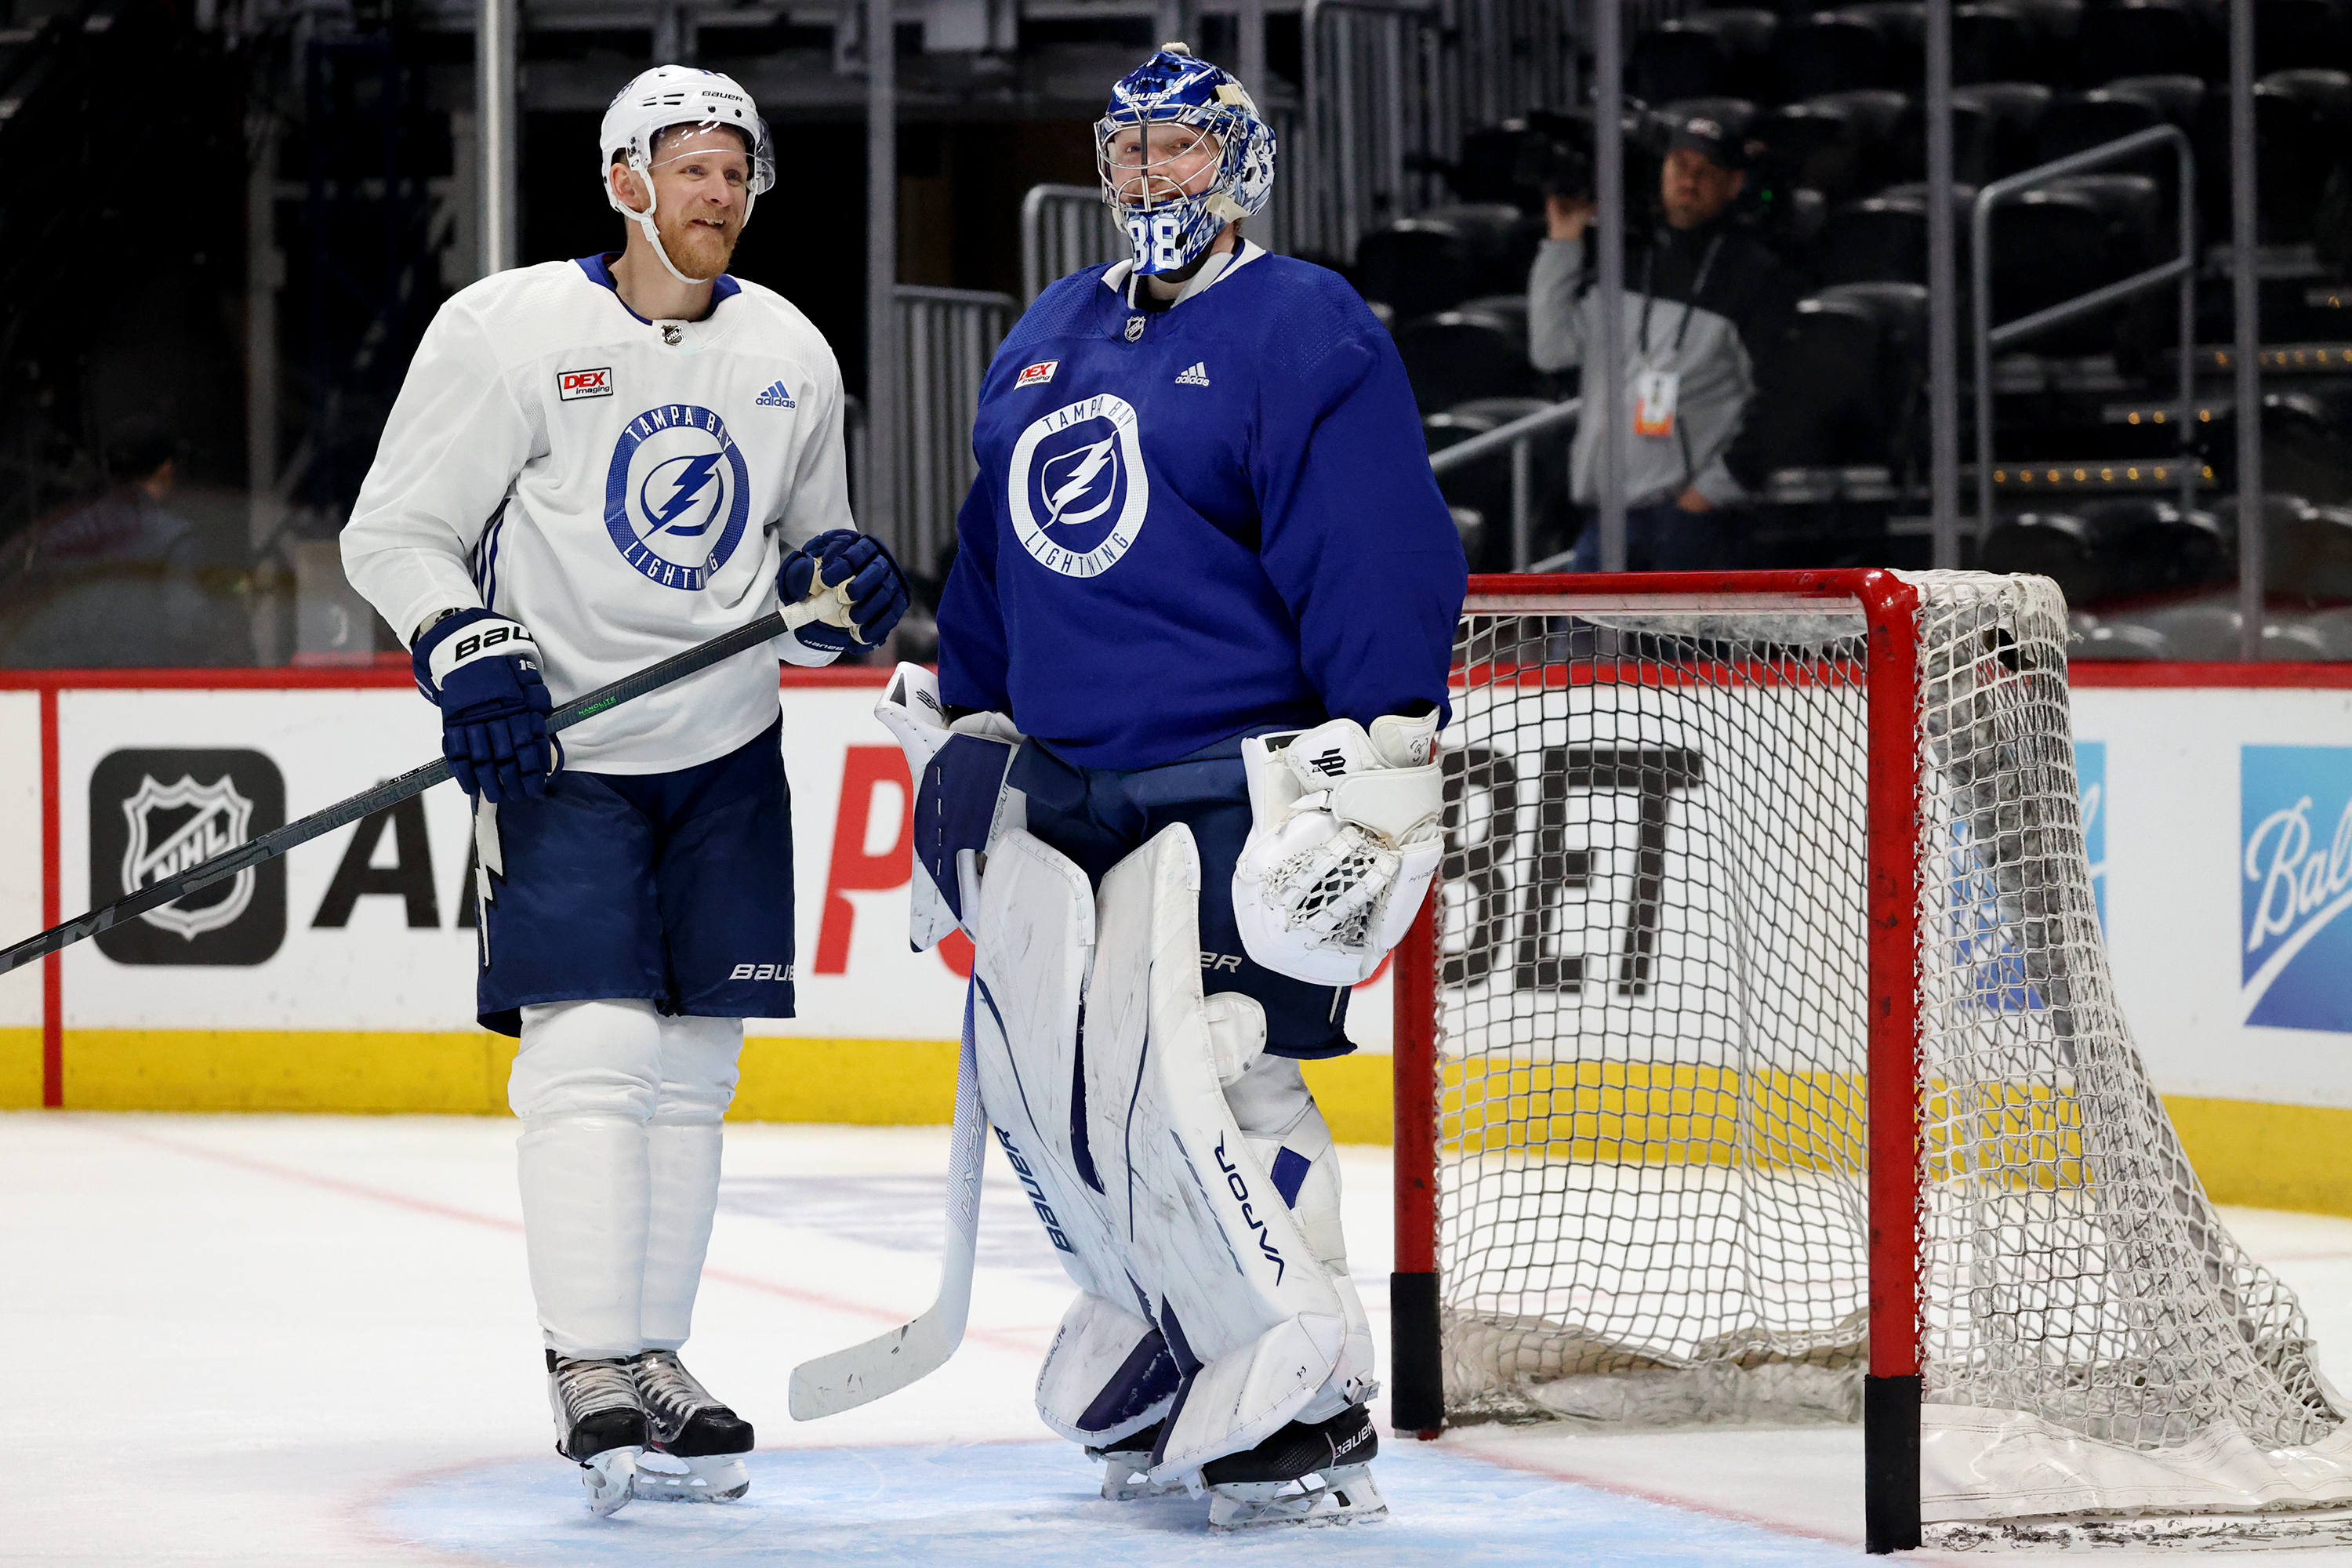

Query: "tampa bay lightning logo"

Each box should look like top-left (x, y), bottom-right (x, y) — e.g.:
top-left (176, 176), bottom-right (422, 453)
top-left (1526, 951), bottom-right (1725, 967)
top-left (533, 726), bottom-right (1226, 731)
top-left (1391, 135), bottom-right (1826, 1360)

top-left (604, 404), bottom-right (750, 590)
top-left (1006, 393), bottom-right (1148, 578)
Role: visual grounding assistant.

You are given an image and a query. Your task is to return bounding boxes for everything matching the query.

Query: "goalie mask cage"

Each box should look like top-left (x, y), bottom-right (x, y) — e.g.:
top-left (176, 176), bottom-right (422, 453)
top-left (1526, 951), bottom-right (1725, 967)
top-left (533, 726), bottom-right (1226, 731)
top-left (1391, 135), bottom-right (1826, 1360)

top-left (1387, 569), bottom-right (2352, 1554)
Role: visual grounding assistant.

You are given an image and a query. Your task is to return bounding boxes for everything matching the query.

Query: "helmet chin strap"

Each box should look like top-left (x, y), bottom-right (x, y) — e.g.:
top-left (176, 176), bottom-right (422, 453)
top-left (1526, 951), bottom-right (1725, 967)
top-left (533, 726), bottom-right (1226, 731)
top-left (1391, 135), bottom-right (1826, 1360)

top-left (617, 153), bottom-right (744, 290)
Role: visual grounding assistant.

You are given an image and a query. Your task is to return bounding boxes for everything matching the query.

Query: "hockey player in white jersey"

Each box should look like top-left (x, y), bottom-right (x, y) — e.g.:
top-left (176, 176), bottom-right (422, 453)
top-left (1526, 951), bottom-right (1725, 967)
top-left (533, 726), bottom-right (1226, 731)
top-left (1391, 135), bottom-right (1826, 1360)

top-left (887, 44), bottom-right (1465, 1529)
top-left (341, 65), bottom-right (908, 1515)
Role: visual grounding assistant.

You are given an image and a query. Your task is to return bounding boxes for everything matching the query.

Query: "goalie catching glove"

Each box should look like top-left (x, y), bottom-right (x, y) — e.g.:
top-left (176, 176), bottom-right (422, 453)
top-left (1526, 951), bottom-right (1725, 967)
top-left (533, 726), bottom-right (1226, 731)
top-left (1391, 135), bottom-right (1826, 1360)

top-left (1232, 713), bottom-right (1443, 985)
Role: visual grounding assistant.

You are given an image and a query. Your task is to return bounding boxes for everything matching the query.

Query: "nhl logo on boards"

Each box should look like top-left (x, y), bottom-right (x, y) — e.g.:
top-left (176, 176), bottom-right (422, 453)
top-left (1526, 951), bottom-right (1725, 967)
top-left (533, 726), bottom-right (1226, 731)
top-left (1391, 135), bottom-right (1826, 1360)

top-left (558, 367), bottom-right (612, 401)
top-left (754, 379), bottom-right (796, 408)
top-left (603, 404), bottom-right (753, 591)
top-left (1123, 316), bottom-right (1145, 343)
top-left (89, 749), bottom-right (287, 966)
top-left (1016, 360), bottom-right (1058, 388)
top-left (1005, 393), bottom-right (1149, 579)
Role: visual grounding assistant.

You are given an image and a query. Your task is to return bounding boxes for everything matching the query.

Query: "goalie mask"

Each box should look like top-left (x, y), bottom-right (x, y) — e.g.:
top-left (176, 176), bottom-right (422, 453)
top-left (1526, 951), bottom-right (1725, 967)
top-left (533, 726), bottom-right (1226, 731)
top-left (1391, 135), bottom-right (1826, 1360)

top-left (599, 65), bottom-right (776, 286)
top-left (1096, 43), bottom-right (1276, 276)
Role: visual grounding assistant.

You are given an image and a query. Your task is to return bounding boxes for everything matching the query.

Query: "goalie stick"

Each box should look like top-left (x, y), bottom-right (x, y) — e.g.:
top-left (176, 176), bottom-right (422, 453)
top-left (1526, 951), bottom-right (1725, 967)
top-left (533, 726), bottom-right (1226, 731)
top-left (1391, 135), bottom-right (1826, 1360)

top-left (789, 982), bottom-right (985, 1418)
top-left (0, 587), bottom-right (848, 978)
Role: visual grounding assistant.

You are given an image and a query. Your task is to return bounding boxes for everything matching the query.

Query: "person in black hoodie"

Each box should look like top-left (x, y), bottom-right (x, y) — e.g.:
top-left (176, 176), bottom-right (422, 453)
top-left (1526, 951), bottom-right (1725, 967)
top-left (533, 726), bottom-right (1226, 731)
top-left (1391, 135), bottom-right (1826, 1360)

top-left (1528, 112), bottom-right (1800, 569)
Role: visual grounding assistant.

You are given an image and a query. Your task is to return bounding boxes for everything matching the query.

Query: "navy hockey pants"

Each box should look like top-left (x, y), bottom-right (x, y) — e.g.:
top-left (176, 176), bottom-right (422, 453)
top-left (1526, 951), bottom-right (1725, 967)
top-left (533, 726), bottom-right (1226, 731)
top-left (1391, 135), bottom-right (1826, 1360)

top-left (472, 718), bottom-right (797, 1036)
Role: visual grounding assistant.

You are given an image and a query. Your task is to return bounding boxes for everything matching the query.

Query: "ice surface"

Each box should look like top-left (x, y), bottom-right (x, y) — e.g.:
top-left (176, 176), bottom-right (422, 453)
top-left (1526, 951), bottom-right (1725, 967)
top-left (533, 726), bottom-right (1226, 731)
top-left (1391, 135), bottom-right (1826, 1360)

top-left (3, 1111), bottom-right (2349, 1566)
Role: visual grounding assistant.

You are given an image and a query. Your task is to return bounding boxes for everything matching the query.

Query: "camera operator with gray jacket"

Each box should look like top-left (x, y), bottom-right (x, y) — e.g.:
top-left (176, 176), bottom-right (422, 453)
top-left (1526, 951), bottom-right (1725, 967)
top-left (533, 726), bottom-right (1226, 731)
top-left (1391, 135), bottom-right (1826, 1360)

top-left (1528, 112), bottom-right (1799, 569)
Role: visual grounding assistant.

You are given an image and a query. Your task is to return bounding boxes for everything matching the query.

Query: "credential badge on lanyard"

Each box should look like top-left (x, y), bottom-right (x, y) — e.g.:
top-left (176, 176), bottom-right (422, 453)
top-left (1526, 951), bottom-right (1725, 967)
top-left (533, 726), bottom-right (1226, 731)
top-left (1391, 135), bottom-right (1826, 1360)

top-left (1633, 369), bottom-right (1680, 437)
top-left (1632, 234), bottom-right (1722, 441)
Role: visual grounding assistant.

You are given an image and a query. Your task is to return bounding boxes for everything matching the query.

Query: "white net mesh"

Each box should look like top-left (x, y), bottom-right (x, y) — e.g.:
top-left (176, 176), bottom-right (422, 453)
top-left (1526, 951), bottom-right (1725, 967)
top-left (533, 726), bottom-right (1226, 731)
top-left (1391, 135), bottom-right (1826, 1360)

top-left (1427, 572), bottom-right (2350, 1523)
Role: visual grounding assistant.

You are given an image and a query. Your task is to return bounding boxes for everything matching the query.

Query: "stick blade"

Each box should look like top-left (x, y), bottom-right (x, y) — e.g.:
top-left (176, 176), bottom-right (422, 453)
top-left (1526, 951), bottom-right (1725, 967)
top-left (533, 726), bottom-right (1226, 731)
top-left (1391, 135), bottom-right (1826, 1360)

top-left (788, 1305), bottom-right (956, 1419)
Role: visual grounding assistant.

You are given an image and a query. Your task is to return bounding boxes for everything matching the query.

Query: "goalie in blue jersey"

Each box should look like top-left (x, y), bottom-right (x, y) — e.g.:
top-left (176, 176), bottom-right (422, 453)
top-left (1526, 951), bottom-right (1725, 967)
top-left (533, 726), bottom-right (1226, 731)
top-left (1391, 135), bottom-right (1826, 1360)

top-left (920, 42), bottom-right (1467, 1529)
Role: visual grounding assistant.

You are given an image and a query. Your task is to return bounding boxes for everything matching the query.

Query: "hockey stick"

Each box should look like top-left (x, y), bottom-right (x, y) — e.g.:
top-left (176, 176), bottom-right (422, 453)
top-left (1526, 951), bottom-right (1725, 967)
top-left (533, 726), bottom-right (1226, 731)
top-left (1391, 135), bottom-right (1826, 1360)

top-left (789, 980), bottom-right (985, 1418)
top-left (0, 593), bottom-right (842, 978)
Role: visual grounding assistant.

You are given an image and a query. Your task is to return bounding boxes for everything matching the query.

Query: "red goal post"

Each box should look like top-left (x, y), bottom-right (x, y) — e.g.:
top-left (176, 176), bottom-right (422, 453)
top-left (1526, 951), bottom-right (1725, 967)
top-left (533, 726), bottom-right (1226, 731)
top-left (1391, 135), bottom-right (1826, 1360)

top-left (1387, 570), bottom-right (2351, 1554)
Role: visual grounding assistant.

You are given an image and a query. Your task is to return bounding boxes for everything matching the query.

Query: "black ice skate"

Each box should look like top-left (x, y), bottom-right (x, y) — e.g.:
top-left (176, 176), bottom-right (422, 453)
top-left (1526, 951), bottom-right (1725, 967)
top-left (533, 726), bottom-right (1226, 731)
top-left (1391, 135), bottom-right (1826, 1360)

top-left (626, 1349), bottom-right (753, 1502)
top-left (1200, 1404), bottom-right (1388, 1530)
top-left (545, 1351), bottom-right (648, 1516)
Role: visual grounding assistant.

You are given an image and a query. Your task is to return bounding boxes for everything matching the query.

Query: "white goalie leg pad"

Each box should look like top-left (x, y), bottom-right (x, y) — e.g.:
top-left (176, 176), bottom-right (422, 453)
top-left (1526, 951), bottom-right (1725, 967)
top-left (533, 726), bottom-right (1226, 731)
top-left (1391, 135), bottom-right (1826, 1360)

top-left (1076, 825), bottom-right (1356, 1488)
top-left (511, 999), bottom-right (662, 1360)
top-left (967, 830), bottom-right (1178, 1446)
top-left (641, 1014), bottom-right (743, 1352)
top-left (1221, 1054), bottom-right (1374, 1425)
top-left (1034, 1290), bottom-right (1178, 1451)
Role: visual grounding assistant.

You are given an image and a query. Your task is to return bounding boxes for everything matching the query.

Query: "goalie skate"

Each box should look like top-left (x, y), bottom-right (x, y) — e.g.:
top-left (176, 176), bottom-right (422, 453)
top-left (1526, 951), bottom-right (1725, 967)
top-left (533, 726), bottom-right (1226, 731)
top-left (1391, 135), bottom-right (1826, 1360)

top-left (545, 1352), bottom-right (647, 1517)
top-left (1203, 1406), bottom-right (1388, 1531)
top-left (627, 1349), bottom-right (752, 1502)
top-left (1085, 1422), bottom-right (1181, 1501)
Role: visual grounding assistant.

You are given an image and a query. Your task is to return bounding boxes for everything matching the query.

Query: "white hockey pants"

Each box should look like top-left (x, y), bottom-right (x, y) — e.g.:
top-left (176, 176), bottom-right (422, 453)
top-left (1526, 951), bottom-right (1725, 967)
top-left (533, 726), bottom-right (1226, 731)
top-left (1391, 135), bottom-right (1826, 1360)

top-left (510, 997), bottom-right (743, 1360)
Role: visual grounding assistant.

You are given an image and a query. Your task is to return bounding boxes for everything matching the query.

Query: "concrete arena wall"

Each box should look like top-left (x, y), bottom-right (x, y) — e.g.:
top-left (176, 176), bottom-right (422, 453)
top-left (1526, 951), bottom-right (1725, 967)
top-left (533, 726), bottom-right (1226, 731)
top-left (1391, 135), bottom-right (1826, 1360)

top-left (3, 664), bottom-right (2348, 1218)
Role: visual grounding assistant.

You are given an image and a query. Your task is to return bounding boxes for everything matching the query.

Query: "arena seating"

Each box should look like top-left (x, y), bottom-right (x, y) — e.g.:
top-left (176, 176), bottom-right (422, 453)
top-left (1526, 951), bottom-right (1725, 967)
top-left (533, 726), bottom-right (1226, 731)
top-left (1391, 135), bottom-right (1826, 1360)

top-left (1368, 0), bottom-right (2352, 622)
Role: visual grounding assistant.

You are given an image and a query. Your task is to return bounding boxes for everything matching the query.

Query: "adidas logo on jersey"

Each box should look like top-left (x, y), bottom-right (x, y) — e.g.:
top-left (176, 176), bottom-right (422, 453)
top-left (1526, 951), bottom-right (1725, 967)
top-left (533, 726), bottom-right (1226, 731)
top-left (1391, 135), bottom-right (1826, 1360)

top-left (755, 380), bottom-right (796, 408)
top-left (1174, 361), bottom-right (1211, 387)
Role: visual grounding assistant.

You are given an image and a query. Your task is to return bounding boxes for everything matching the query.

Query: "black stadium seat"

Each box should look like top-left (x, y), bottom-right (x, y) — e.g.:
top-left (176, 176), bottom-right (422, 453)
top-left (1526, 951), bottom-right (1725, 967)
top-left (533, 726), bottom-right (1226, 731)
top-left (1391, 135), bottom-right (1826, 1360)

top-left (2255, 0), bottom-right (2346, 76)
top-left (1747, 295), bottom-right (1896, 466)
top-left (1813, 183), bottom-right (1973, 287)
top-left (1817, 281), bottom-right (1930, 463)
top-left (1894, 93), bottom-right (1998, 184)
top-left (1842, 1), bottom-right (1927, 80)
top-left (1773, 12), bottom-right (1890, 98)
top-left (2078, 0), bottom-right (2213, 84)
top-left (1393, 303), bottom-right (1540, 413)
top-left (1634, 22), bottom-right (1735, 103)
top-left (1355, 204), bottom-right (1531, 321)
top-left (1353, 221), bottom-right (1480, 321)
top-left (2034, 86), bottom-right (2169, 170)
top-left (1809, 87), bottom-right (1910, 192)
top-left (2103, 72), bottom-right (2205, 125)
top-left (1686, 6), bottom-right (1787, 98)
top-left (1987, 176), bottom-right (2159, 352)
top-left (1955, 82), bottom-right (2054, 175)
top-left (1752, 100), bottom-right (1867, 201)
top-left (1952, 3), bottom-right (2034, 84)
top-left (2245, 70), bottom-right (2352, 241)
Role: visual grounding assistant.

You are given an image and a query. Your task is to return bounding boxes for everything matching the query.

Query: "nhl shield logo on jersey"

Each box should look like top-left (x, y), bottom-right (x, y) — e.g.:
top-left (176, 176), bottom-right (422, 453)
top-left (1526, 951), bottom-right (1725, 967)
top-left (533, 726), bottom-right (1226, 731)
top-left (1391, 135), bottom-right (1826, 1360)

top-left (604, 404), bottom-right (753, 590)
top-left (1006, 393), bottom-right (1149, 578)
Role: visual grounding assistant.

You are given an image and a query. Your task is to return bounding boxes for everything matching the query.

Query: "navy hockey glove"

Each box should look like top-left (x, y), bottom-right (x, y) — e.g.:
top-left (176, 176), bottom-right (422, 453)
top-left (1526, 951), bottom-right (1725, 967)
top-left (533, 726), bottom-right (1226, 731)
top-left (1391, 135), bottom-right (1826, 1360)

top-left (779, 530), bottom-right (909, 653)
top-left (821, 532), bottom-right (911, 647)
top-left (413, 609), bottom-right (556, 804)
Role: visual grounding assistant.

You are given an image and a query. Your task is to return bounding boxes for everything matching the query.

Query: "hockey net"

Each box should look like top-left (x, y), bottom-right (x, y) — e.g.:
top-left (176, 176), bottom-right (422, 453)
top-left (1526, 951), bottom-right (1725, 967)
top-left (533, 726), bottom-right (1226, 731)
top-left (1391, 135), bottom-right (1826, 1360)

top-left (1392, 570), bottom-right (2352, 1540)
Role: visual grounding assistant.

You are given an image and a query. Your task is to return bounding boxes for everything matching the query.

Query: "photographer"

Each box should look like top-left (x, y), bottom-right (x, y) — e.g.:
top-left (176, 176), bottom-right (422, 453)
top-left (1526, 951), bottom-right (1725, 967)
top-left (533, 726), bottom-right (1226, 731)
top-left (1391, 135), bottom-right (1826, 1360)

top-left (1527, 113), bottom-right (1798, 569)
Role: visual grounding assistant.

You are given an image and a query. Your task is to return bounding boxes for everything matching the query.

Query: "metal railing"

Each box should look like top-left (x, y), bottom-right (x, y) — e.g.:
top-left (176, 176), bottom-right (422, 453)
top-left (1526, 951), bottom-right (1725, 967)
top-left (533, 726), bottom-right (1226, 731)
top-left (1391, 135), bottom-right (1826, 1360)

top-left (1020, 184), bottom-right (1123, 304)
top-left (883, 285), bottom-right (1016, 577)
top-left (1295, 0), bottom-right (1576, 261)
top-left (1428, 397), bottom-right (1580, 570)
top-left (1973, 124), bottom-right (2198, 533)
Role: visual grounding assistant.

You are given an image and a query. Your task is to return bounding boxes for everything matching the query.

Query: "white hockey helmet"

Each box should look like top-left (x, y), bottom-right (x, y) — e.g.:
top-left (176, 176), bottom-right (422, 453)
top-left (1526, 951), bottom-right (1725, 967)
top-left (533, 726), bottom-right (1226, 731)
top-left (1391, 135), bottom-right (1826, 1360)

top-left (599, 65), bottom-right (775, 285)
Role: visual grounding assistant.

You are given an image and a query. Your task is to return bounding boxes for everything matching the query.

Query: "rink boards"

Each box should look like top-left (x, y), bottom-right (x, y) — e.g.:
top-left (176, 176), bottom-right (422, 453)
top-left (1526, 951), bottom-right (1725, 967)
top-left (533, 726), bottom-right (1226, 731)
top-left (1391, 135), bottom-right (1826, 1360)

top-left (2, 662), bottom-right (2351, 1214)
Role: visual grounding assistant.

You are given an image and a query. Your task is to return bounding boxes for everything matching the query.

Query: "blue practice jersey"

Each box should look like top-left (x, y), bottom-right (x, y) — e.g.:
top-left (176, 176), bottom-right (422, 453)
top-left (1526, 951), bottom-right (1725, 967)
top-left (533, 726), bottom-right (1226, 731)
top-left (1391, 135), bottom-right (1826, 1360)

top-left (935, 241), bottom-right (1468, 769)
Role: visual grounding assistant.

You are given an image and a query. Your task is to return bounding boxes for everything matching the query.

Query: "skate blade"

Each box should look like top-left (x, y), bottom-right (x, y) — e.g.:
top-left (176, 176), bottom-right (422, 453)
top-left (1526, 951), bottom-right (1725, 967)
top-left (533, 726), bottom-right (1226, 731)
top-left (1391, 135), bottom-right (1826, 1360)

top-left (1099, 1456), bottom-right (1183, 1502)
top-left (578, 1446), bottom-right (641, 1517)
top-left (1207, 1464), bottom-right (1388, 1531)
top-left (634, 1452), bottom-right (750, 1503)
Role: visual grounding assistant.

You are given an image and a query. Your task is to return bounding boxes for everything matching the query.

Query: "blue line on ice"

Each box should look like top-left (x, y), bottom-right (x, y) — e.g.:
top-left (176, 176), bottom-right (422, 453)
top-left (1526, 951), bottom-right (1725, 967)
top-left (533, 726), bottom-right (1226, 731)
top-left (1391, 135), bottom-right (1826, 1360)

top-left (373, 1439), bottom-right (1852, 1564)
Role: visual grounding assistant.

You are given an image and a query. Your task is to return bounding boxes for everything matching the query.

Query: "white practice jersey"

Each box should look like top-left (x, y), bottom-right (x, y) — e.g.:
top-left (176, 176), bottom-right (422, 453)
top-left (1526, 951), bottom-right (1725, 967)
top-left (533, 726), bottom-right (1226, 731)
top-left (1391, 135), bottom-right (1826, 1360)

top-left (343, 256), bottom-right (854, 774)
